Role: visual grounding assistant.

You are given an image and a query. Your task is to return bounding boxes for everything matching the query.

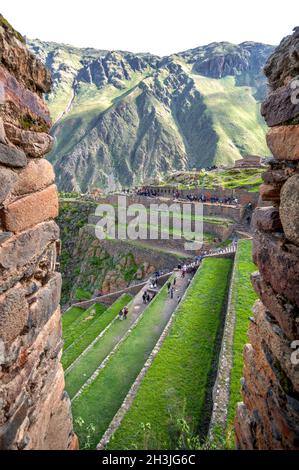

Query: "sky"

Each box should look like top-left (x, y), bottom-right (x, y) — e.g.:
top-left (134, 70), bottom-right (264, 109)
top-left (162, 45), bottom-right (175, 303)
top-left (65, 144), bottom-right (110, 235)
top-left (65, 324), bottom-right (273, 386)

top-left (1, 0), bottom-right (298, 55)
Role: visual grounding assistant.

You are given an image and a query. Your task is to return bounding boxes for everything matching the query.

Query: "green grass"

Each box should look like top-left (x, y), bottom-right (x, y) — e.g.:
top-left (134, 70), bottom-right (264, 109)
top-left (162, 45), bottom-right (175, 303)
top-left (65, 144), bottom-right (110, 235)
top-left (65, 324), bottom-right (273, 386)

top-left (74, 288), bottom-right (92, 301)
top-left (164, 167), bottom-right (264, 192)
top-left (62, 306), bottom-right (85, 330)
top-left (63, 303), bottom-right (107, 350)
top-left (62, 294), bottom-right (132, 370)
top-left (72, 276), bottom-right (179, 448)
top-left (225, 239), bottom-right (257, 448)
top-left (108, 257), bottom-right (232, 450)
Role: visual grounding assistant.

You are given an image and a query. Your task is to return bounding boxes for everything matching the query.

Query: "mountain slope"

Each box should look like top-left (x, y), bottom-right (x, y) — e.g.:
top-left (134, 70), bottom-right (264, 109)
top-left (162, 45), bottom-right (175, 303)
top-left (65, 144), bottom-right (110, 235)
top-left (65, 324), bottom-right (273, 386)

top-left (28, 39), bottom-right (274, 191)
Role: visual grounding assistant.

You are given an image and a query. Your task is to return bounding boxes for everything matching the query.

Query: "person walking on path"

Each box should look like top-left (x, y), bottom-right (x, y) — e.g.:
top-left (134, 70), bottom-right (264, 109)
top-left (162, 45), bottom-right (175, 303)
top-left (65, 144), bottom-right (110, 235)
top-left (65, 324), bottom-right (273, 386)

top-left (170, 287), bottom-right (174, 299)
top-left (123, 306), bottom-right (128, 320)
top-left (173, 277), bottom-right (176, 287)
top-left (167, 281), bottom-right (171, 292)
top-left (119, 309), bottom-right (123, 320)
top-left (142, 291), bottom-right (147, 304)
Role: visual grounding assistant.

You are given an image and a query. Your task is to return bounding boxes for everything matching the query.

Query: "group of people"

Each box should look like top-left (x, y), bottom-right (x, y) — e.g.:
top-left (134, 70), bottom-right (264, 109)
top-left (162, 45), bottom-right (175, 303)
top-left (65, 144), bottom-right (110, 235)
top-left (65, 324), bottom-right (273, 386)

top-left (185, 193), bottom-right (239, 205)
top-left (118, 306), bottom-right (129, 320)
top-left (142, 290), bottom-right (156, 304)
top-left (135, 187), bottom-right (158, 197)
top-left (167, 277), bottom-right (181, 303)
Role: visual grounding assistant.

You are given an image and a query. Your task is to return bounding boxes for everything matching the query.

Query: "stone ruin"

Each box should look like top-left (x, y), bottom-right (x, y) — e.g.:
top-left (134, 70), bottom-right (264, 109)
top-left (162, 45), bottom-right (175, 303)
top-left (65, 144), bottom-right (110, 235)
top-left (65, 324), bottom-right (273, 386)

top-left (0, 13), bottom-right (298, 451)
top-left (235, 27), bottom-right (299, 449)
top-left (0, 17), bottom-right (77, 449)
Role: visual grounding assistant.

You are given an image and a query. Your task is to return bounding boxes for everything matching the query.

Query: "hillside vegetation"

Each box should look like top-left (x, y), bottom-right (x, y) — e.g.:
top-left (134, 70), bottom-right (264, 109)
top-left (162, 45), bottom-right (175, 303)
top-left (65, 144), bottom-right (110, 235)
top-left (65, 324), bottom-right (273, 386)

top-left (28, 39), bottom-right (273, 191)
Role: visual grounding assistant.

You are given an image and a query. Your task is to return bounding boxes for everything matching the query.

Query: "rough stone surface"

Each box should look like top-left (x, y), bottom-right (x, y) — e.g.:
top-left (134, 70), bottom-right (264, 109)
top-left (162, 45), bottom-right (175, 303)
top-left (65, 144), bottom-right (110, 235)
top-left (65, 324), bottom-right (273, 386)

top-left (267, 125), bottom-right (299, 161)
top-left (252, 206), bottom-right (283, 232)
top-left (0, 166), bottom-right (18, 204)
top-left (12, 159), bottom-right (55, 197)
top-left (251, 272), bottom-right (299, 340)
top-left (280, 174), bottom-right (299, 246)
top-left (261, 81), bottom-right (299, 126)
top-left (4, 123), bottom-right (54, 157)
top-left (253, 231), bottom-right (299, 308)
top-left (236, 26), bottom-right (299, 451)
top-left (259, 183), bottom-right (282, 202)
top-left (0, 16), bottom-right (76, 450)
top-left (0, 283), bottom-right (29, 344)
top-left (264, 27), bottom-right (299, 91)
top-left (0, 142), bottom-right (26, 168)
top-left (0, 16), bottom-right (52, 94)
top-left (3, 184), bottom-right (59, 233)
top-left (262, 169), bottom-right (289, 185)
top-left (0, 70), bottom-right (51, 139)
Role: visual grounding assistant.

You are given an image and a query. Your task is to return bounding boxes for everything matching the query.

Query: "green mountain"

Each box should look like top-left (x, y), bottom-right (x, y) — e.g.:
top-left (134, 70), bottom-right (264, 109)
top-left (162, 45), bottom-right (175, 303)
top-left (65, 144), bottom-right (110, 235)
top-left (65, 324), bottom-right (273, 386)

top-left (27, 39), bottom-right (274, 192)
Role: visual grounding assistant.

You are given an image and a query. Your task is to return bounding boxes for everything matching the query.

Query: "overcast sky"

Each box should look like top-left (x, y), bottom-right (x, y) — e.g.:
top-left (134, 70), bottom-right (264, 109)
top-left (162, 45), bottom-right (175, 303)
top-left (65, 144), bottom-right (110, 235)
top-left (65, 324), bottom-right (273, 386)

top-left (1, 0), bottom-right (298, 55)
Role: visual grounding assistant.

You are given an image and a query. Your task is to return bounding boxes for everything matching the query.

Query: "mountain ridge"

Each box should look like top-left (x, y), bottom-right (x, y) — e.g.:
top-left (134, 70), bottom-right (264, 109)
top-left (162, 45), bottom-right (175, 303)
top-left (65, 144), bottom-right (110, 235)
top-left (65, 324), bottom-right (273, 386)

top-left (27, 38), bottom-right (274, 192)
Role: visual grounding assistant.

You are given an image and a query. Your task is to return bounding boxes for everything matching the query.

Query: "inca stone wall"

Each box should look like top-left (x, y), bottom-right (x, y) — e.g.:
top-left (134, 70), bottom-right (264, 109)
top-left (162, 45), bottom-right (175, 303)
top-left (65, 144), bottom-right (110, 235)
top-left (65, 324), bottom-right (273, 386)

top-left (0, 16), bottom-right (77, 449)
top-left (235, 27), bottom-right (299, 449)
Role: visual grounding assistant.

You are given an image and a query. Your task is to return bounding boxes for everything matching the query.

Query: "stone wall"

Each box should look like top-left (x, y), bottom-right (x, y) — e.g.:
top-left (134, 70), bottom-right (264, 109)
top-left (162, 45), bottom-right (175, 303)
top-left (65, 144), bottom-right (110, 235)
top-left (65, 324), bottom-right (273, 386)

top-left (235, 28), bottom-right (299, 450)
top-left (95, 194), bottom-right (246, 222)
top-left (0, 16), bottom-right (76, 449)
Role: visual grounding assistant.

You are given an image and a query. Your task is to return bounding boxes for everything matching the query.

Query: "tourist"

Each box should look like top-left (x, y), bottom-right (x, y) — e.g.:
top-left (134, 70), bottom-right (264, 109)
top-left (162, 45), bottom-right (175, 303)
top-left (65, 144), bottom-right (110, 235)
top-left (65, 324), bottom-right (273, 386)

top-left (142, 291), bottom-right (147, 304)
top-left (173, 277), bottom-right (176, 286)
top-left (170, 287), bottom-right (174, 299)
top-left (146, 293), bottom-right (151, 303)
top-left (123, 306), bottom-right (128, 320)
top-left (167, 281), bottom-right (171, 292)
top-left (119, 309), bottom-right (123, 320)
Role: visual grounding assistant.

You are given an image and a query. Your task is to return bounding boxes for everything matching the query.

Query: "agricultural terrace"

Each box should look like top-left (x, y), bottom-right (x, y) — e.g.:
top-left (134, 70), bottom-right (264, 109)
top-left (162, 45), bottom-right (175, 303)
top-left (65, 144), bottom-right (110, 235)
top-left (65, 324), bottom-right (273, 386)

top-left (71, 273), bottom-right (192, 448)
top-left (108, 257), bottom-right (233, 450)
top-left (62, 294), bottom-right (132, 370)
top-left (225, 240), bottom-right (257, 448)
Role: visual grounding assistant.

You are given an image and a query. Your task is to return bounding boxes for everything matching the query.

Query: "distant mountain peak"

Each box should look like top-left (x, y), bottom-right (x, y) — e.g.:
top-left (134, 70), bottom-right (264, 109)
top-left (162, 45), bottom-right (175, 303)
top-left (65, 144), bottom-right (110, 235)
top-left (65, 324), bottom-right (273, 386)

top-left (27, 38), bottom-right (274, 192)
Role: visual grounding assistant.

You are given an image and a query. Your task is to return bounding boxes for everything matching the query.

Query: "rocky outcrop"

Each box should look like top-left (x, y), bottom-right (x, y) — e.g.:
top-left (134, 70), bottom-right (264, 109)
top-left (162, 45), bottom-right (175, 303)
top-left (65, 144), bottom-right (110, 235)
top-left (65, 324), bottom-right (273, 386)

top-left (235, 27), bottom-right (299, 450)
top-left (0, 17), bottom-right (77, 449)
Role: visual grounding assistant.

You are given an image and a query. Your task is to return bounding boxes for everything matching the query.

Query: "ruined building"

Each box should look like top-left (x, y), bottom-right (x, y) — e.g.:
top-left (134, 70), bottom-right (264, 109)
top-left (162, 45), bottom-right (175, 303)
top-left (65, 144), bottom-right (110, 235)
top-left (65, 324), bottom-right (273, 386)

top-left (235, 28), bottom-right (299, 449)
top-left (0, 16), bottom-right (77, 449)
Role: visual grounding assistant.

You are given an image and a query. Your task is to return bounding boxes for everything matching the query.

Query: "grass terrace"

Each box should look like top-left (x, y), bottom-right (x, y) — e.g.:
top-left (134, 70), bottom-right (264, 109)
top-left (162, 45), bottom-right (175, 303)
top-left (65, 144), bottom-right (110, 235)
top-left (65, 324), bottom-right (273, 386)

top-left (72, 275), bottom-right (186, 448)
top-left (63, 303), bottom-right (107, 351)
top-left (108, 257), bottom-right (233, 450)
top-left (224, 240), bottom-right (257, 448)
top-left (62, 306), bottom-right (85, 330)
top-left (62, 294), bottom-right (132, 370)
top-left (163, 167), bottom-right (264, 192)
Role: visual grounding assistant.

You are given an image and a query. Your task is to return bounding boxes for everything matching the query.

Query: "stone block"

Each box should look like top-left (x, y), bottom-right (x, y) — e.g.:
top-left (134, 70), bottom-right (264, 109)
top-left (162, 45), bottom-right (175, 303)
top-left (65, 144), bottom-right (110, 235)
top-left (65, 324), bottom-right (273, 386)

top-left (280, 174), bottom-right (299, 246)
top-left (12, 159), bottom-right (55, 197)
top-left (0, 221), bottom-right (59, 292)
top-left (3, 185), bottom-right (58, 233)
top-left (267, 125), bottom-right (299, 161)
top-left (4, 123), bottom-right (53, 158)
top-left (0, 65), bottom-right (51, 129)
top-left (29, 273), bottom-right (61, 331)
top-left (252, 207), bottom-right (282, 232)
top-left (0, 283), bottom-right (29, 344)
top-left (0, 166), bottom-right (18, 204)
top-left (252, 231), bottom-right (299, 308)
top-left (0, 142), bottom-right (26, 168)
top-left (251, 272), bottom-right (299, 340)
top-left (260, 183), bottom-right (282, 202)
top-left (261, 82), bottom-right (299, 127)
